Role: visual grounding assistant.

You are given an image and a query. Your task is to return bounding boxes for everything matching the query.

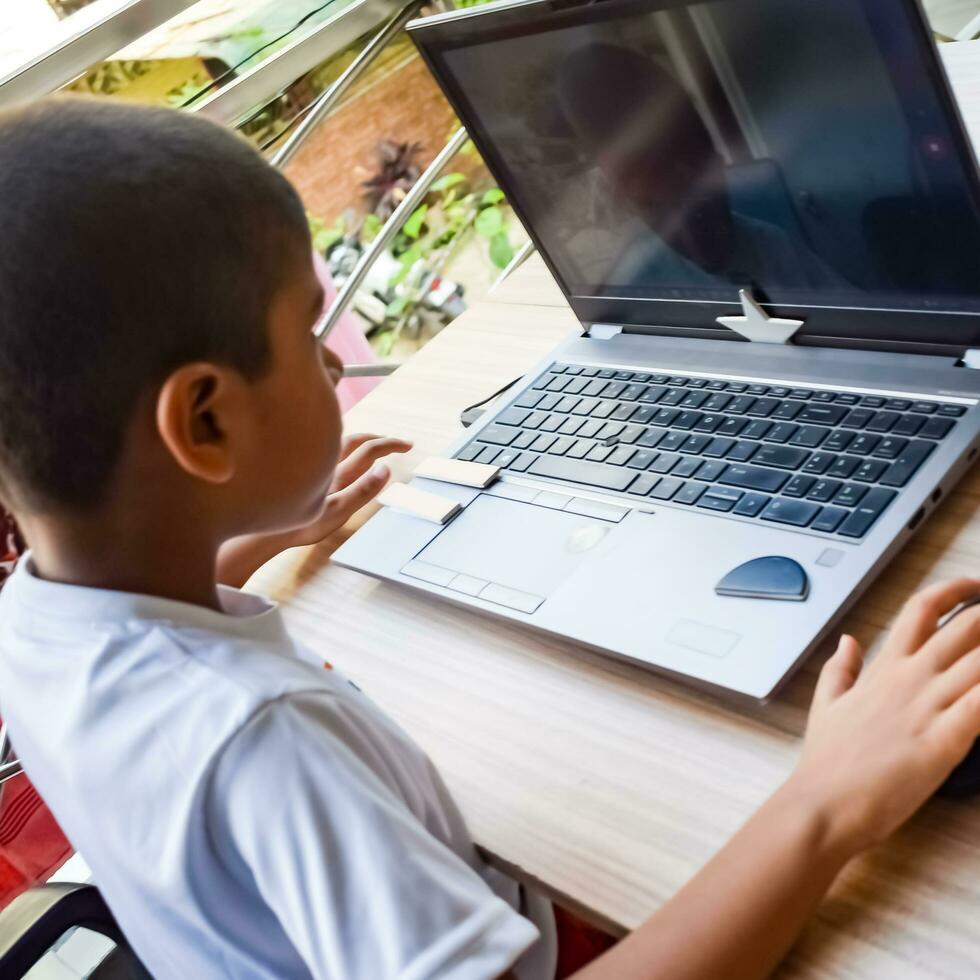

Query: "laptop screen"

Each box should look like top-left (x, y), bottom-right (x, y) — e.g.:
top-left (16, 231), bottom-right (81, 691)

top-left (416, 0), bottom-right (980, 320)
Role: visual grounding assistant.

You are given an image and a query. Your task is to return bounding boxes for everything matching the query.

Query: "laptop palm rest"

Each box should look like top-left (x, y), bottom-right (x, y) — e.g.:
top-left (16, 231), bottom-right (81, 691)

top-left (413, 494), bottom-right (612, 605)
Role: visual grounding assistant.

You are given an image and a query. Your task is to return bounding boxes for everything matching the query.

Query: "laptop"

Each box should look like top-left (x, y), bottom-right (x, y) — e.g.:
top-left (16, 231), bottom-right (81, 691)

top-left (334, 0), bottom-right (980, 699)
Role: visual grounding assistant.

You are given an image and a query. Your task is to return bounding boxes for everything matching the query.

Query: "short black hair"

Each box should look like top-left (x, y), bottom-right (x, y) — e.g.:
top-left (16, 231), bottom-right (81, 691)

top-left (0, 97), bottom-right (310, 513)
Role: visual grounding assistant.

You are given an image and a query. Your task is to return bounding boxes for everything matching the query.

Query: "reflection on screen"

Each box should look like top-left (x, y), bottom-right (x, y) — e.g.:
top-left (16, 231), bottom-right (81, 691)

top-left (437, 0), bottom-right (980, 311)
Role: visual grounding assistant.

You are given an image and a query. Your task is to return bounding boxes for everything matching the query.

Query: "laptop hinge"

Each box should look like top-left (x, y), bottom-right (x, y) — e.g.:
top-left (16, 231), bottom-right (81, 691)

top-left (962, 349), bottom-right (980, 368)
top-left (588, 323), bottom-right (625, 339)
top-left (716, 289), bottom-right (805, 345)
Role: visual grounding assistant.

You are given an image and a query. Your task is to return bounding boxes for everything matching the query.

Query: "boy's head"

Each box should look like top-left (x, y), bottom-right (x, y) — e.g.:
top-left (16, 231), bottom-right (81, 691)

top-left (0, 98), bottom-right (343, 539)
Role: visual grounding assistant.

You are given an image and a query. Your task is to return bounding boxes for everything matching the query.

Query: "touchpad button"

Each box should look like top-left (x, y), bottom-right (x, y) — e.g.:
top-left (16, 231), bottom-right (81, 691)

top-left (414, 494), bottom-right (610, 600)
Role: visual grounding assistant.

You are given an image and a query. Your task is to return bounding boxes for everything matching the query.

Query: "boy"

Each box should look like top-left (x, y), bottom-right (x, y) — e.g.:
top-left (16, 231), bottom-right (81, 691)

top-left (1, 98), bottom-right (980, 980)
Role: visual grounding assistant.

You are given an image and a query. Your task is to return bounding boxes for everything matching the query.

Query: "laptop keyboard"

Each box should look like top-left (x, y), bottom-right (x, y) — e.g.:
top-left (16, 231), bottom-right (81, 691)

top-left (455, 364), bottom-right (969, 539)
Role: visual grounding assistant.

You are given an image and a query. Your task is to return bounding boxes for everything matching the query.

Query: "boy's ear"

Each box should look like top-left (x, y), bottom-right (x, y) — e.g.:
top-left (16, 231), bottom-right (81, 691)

top-left (155, 363), bottom-right (242, 484)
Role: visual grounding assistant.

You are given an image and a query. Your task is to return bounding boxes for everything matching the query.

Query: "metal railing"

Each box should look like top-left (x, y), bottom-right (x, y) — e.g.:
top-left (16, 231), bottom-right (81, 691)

top-left (0, 0), bottom-right (199, 108)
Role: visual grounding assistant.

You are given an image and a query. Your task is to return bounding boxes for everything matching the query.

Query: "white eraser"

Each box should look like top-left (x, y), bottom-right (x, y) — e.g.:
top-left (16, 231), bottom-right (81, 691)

top-left (415, 456), bottom-right (500, 488)
top-left (379, 483), bottom-right (461, 524)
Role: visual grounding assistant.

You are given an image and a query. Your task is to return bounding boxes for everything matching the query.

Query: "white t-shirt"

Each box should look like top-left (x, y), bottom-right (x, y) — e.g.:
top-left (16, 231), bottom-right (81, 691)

top-left (0, 557), bottom-right (556, 979)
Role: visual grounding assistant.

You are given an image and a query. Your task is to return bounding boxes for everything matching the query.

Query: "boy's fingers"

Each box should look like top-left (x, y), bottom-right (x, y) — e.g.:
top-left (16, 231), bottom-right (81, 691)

top-left (921, 604), bottom-right (980, 672)
top-left (928, 642), bottom-right (980, 709)
top-left (887, 579), bottom-right (980, 657)
top-left (933, 685), bottom-right (980, 764)
top-left (812, 634), bottom-right (864, 711)
top-left (332, 437), bottom-right (412, 491)
top-left (339, 433), bottom-right (384, 458)
top-left (324, 463), bottom-right (391, 523)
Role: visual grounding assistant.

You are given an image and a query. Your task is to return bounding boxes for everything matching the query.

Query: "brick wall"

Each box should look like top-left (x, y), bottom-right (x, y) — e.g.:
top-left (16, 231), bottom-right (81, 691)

top-left (283, 52), bottom-right (462, 224)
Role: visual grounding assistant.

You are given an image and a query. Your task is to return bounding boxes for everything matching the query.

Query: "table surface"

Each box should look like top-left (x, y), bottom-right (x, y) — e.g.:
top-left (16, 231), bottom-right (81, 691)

top-left (251, 49), bottom-right (980, 980)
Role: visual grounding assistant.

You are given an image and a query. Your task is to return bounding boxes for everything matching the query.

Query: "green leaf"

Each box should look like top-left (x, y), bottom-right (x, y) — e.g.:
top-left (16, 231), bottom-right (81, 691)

top-left (431, 173), bottom-right (466, 192)
top-left (361, 213), bottom-right (382, 241)
top-left (481, 188), bottom-right (505, 206)
top-left (489, 231), bottom-right (514, 269)
top-left (475, 205), bottom-right (503, 238)
top-left (374, 331), bottom-right (395, 357)
top-left (402, 204), bottom-right (428, 240)
top-left (385, 296), bottom-right (409, 318)
top-left (389, 244), bottom-right (422, 286)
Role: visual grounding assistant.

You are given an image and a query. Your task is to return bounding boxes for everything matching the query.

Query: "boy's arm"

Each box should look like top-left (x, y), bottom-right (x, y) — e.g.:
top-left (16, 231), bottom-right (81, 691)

top-left (545, 578), bottom-right (980, 980)
top-left (217, 433), bottom-right (411, 587)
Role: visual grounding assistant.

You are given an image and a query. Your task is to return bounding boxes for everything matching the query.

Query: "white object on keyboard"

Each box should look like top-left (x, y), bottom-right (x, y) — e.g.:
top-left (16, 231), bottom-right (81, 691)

top-left (379, 483), bottom-right (462, 524)
top-left (415, 456), bottom-right (500, 488)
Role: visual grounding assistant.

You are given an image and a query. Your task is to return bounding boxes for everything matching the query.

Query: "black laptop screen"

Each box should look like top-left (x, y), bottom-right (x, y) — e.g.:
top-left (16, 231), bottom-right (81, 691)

top-left (421, 0), bottom-right (980, 316)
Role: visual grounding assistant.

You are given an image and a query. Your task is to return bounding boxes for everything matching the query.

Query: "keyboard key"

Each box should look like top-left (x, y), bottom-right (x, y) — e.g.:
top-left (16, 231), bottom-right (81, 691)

top-left (669, 376), bottom-right (689, 386)
top-left (674, 482), bottom-right (706, 504)
top-left (763, 422), bottom-right (800, 444)
top-left (885, 398), bottom-right (911, 411)
top-left (919, 417), bottom-right (954, 439)
top-left (681, 390), bottom-right (710, 408)
top-left (673, 411), bottom-right (704, 430)
top-left (698, 493), bottom-right (738, 512)
top-left (614, 370), bottom-right (634, 381)
top-left (546, 375), bottom-right (572, 392)
top-left (618, 424), bottom-right (645, 444)
top-left (892, 414), bottom-right (924, 437)
top-left (688, 378), bottom-right (709, 388)
top-left (457, 444), bottom-right (482, 461)
top-left (694, 460), bottom-right (727, 482)
top-left (823, 430), bottom-right (854, 452)
top-left (761, 498), bottom-right (820, 527)
top-left (494, 449), bottom-right (520, 467)
top-left (610, 403), bottom-right (635, 421)
top-left (659, 432), bottom-right (688, 452)
top-left (561, 365), bottom-right (581, 374)
top-left (753, 445), bottom-right (810, 469)
top-left (480, 425), bottom-right (518, 446)
top-left (638, 428), bottom-right (665, 449)
top-left (704, 393), bottom-right (732, 411)
top-left (620, 383), bottom-right (647, 401)
top-left (742, 420), bottom-right (773, 440)
top-left (789, 388), bottom-right (813, 399)
top-left (727, 441), bottom-right (759, 462)
top-left (811, 390), bottom-right (836, 402)
top-left (733, 491), bottom-right (770, 516)
top-left (838, 487), bottom-right (897, 537)
top-left (531, 433), bottom-right (559, 452)
top-left (853, 459), bottom-right (887, 482)
top-left (783, 474), bottom-right (816, 497)
top-left (631, 406), bottom-right (656, 424)
top-left (628, 473), bottom-right (661, 496)
top-left (597, 422), bottom-right (624, 441)
top-left (572, 397), bottom-right (600, 416)
top-left (704, 437), bottom-right (736, 457)
top-left (719, 463), bottom-right (789, 493)
top-left (807, 478), bottom-right (842, 502)
top-left (529, 455), bottom-right (637, 492)
top-left (840, 408), bottom-right (874, 429)
top-left (601, 382), bottom-right (627, 398)
top-left (515, 390), bottom-right (545, 410)
top-left (540, 415), bottom-right (563, 432)
top-left (748, 397), bottom-right (780, 417)
top-left (769, 387), bottom-right (790, 398)
top-left (772, 401), bottom-right (803, 420)
top-left (871, 436), bottom-right (908, 459)
top-left (650, 452), bottom-right (681, 473)
top-left (628, 449), bottom-right (659, 469)
top-left (693, 414), bottom-right (725, 433)
top-left (549, 436), bottom-right (576, 456)
top-left (582, 379), bottom-right (609, 397)
top-left (673, 457), bottom-right (702, 478)
top-left (476, 445), bottom-right (501, 464)
top-left (585, 443), bottom-right (614, 461)
top-left (577, 419), bottom-right (604, 439)
top-left (559, 416), bottom-right (585, 435)
top-left (938, 404), bottom-right (967, 417)
top-left (910, 401), bottom-right (937, 414)
top-left (826, 456), bottom-right (860, 479)
top-left (718, 417), bottom-right (748, 437)
top-left (727, 382), bottom-right (748, 392)
top-left (564, 378), bottom-right (589, 395)
top-left (597, 369), bottom-right (616, 379)
top-left (680, 434), bottom-right (712, 454)
top-left (847, 433), bottom-right (880, 455)
top-left (649, 476), bottom-right (684, 500)
top-left (567, 439), bottom-right (592, 459)
top-left (799, 404), bottom-right (848, 426)
top-left (727, 395), bottom-right (756, 414)
top-left (537, 394), bottom-right (562, 411)
top-left (653, 408), bottom-right (681, 426)
top-left (509, 452), bottom-right (536, 472)
top-left (880, 440), bottom-right (935, 487)
top-left (659, 390), bottom-right (687, 407)
top-left (639, 386), bottom-right (666, 404)
top-left (499, 408), bottom-right (530, 426)
top-left (592, 400), bottom-right (616, 419)
top-left (833, 483), bottom-right (866, 507)
top-left (789, 425), bottom-right (827, 448)
top-left (801, 452), bottom-right (834, 474)
top-left (860, 395), bottom-right (885, 408)
top-left (834, 393), bottom-right (860, 405)
top-left (867, 411), bottom-right (900, 433)
top-left (747, 384), bottom-right (770, 395)
top-left (706, 380), bottom-right (728, 390)
top-left (812, 506), bottom-right (847, 532)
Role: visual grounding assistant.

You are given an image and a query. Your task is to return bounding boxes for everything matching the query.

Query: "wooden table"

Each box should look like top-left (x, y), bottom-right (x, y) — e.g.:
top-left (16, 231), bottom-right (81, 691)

top-left (252, 249), bottom-right (980, 978)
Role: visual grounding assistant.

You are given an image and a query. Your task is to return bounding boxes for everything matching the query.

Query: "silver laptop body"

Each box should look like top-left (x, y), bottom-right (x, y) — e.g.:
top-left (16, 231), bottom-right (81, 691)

top-left (335, 0), bottom-right (980, 699)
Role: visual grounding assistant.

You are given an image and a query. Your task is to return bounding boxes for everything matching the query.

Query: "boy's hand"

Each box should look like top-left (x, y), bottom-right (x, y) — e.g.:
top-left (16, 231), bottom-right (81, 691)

top-left (217, 433), bottom-right (412, 587)
top-left (787, 578), bottom-right (980, 857)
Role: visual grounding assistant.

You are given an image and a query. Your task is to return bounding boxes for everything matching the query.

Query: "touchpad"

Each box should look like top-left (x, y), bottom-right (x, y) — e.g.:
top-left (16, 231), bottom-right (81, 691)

top-left (415, 494), bottom-right (612, 600)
